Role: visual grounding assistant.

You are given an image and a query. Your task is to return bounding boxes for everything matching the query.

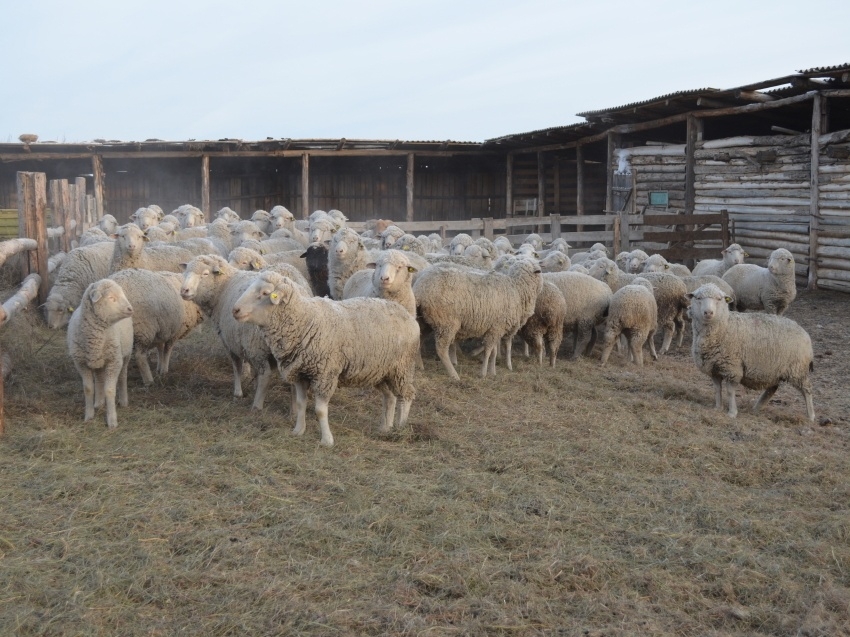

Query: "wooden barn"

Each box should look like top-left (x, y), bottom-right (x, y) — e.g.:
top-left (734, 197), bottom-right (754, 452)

top-left (2, 63), bottom-right (850, 290)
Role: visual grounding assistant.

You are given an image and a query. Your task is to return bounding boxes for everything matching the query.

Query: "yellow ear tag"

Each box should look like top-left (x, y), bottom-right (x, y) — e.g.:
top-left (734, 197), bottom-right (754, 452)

top-left (68, 306), bottom-right (74, 312)
top-left (402, 245), bottom-right (409, 250)
top-left (270, 293), bottom-right (278, 300)
top-left (252, 261), bottom-right (261, 269)
top-left (408, 266), bottom-right (416, 273)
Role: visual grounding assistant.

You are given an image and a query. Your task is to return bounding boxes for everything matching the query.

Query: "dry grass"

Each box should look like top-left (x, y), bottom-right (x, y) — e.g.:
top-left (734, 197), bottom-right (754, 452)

top-left (1, 289), bottom-right (849, 636)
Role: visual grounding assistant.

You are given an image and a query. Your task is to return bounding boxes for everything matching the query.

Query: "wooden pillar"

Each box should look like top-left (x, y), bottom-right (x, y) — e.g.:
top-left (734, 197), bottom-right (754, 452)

top-left (301, 153), bottom-right (310, 220)
top-left (684, 115), bottom-right (703, 214)
top-left (576, 144), bottom-right (585, 233)
top-left (91, 154), bottom-right (105, 219)
top-left (15, 172), bottom-right (50, 305)
top-left (75, 177), bottom-right (88, 233)
top-left (201, 155), bottom-right (210, 217)
top-left (808, 93), bottom-right (824, 290)
top-left (605, 132), bottom-right (620, 212)
top-left (550, 214), bottom-right (561, 240)
top-left (58, 180), bottom-right (71, 252)
top-left (505, 153), bottom-right (513, 217)
top-left (406, 153), bottom-right (414, 224)
top-left (553, 158), bottom-right (561, 214)
top-left (536, 152), bottom-right (545, 218)
top-left (483, 217), bottom-right (494, 240)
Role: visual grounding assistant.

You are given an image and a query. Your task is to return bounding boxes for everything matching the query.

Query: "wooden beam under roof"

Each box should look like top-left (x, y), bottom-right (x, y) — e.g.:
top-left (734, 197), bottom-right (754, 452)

top-left (735, 90), bottom-right (775, 102)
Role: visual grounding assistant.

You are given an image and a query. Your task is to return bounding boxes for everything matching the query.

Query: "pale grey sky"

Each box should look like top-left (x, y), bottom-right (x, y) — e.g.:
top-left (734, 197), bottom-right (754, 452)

top-left (3, 0), bottom-right (849, 144)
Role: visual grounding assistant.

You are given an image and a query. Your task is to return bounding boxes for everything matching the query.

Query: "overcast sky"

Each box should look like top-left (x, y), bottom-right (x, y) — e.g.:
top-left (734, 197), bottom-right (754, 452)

top-left (3, 0), bottom-right (849, 144)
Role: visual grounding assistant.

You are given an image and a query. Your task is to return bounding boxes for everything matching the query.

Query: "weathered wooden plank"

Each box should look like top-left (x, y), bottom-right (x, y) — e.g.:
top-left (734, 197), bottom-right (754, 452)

top-left (643, 230), bottom-right (724, 243)
top-left (643, 213), bottom-right (725, 226)
top-left (809, 94), bottom-right (823, 288)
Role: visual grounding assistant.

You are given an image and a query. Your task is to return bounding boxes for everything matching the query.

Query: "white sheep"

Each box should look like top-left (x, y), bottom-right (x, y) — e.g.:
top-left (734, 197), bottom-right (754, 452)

top-left (110, 224), bottom-right (200, 274)
top-left (518, 279), bottom-right (567, 367)
top-left (523, 233), bottom-right (544, 251)
top-left (448, 233), bottom-right (474, 256)
top-left (97, 214), bottom-right (120, 235)
top-left (493, 236), bottom-right (513, 256)
top-left (269, 206), bottom-right (310, 246)
top-left (328, 228), bottom-right (372, 300)
top-left (227, 246), bottom-right (313, 293)
top-left (233, 271), bottom-right (421, 447)
top-left (379, 225), bottom-right (406, 250)
top-left (79, 226), bottom-right (112, 247)
top-left (542, 271), bottom-right (613, 359)
top-left (721, 248), bottom-right (797, 315)
top-left (413, 257), bottom-right (542, 379)
top-left (341, 249), bottom-right (418, 316)
top-left (626, 249), bottom-right (650, 273)
top-left (640, 253), bottom-right (692, 277)
top-left (230, 220), bottom-right (267, 246)
top-left (109, 268), bottom-right (204, 385)
top-left (539, 252), bottom-right (571, 273)
top-left (144, 222), bottom-right (178, 243)
top-left (67, 278), bottom-right (134, 428)
top-left (250, 210), bottom-right (273, 234)
top-left (309, 216), bottom-right (338, 246)
top-left (692, 243), bottom-right (748, 278)
top-left (688, 283), bottom-right (815, 421)
top-left (392, 234), bottom-right (429, 256)
top-left (462, 244), bottom-right (493, 269)
top-left (130, 207), bottom-right (160, 231)
top-left (215, 206), bottom-right (241, 223)
top-left (174, 204), bottom-right (205, 228)
top-left (599, 278), bottom-right (658, 367)
top-left (179, 255), bottom-right (279, 409)
top-left (44, 241), bottom-right (115, 329)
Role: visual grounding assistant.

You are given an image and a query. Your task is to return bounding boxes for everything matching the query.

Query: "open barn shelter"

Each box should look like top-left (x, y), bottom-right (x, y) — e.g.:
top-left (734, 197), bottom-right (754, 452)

top-left (2, 63), bottom-right (850, 288)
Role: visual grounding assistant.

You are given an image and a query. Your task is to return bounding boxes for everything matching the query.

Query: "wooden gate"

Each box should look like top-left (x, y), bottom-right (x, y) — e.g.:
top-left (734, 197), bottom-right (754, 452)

top-left (641, 210), bottom-right (730, 261)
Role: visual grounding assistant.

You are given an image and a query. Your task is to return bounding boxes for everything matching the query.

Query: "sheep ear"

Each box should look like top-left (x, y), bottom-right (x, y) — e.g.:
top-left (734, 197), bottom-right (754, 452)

top-left (90, 288), bottom-right (103, 303)
top-left (366, 262), bottom-right (377, 269)
top-left (269, 290), bottom-right (282, 305)
top-left (109, 233), bottom-right (118, 240)
top-left (143, 234), bottom-right (150, 242)
top-left (178, 262), bottom-right (188, 271)
top-left (299, 251), bottom-right (308, 258)
top-left (685, 293), bottom-right (694, 301)
top-left (408, 266), bottom-right (418, 273)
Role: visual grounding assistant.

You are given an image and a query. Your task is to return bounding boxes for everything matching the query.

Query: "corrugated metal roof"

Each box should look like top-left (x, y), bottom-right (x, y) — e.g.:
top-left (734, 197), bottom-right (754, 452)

top-left (576, 88), bottom-right (719, 118)
top-left (797, 63), bottom-right (850, 75)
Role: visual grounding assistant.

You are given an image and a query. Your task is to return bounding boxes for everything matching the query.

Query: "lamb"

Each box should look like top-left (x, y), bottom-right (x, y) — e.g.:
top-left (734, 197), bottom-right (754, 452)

top-left (44, 241), bottom-right (115, 329)
top-left (681, 275), bottom-right (736, 306)
top-left (110, 223), bottom-right (199, 274)
top-left (687, 283), bottom-right (815, 422)
top-left (226, 246), bottom-right (312, 292)
top-left (231, 220), bottom-right (267, 246)
top-left (615, 251), bottom-right (630, 272)
top-left (413, 257), bottom-right (542, 379)
top-left (522, 233), bottom-right (544, 251)
top-left (588, 258), bottom-right (689, 354)
top-left (66, 278), bottom-right (134, 429)
top-left (328, 228), bottom-right (372, 300)
top-left (539, 251), bottom-right (571, 273)
top-left (448, 233), bottom-right (473, 256)
top-left (379, 225), bottom-right (406, 250)
top-left (341, 249), bottom-right (418, 316)
top-left (215, 206), bottom-right (241, 223)
top-left (130, 207), bottom-right (160, 231)
top-left (392, 234), bottom-right (429, 256)
top-left (79, 226), bottom-right (112, 246)
top-left (301, 243), bottom-right (331, 297)
top-left (97, 214), bottom-right (120, 235)
top-left (599, 278), bottom-right (658, 367)
top-left (250, 209), bottom-right (273, 234)
top-left (269, 206), bottom-right (309, 246)
top-left (626, 249), bottom-right (650, 273)
top-left (518, 280), bottom-right (567, 367)
top-left (144, 222), bottom-right (178, 243)
top-left (327, 209), bottom-right (348, 228)
top-left (571, 248), bottom-right (607, 266)
top-left (174, 204), bottom-right (205, 228)
top-left (721, 248), bottom-right (797, 315)
top-left (309, 216), bottom-right (338, 245)
top-left (179, 255), bottom-right (278, 409)
top-left (640, 253), bottom-right (692, 277)
top-left (692, 243), bottom-right (748, 278)
top-left (462, 244), bottom-right (493, 269)
top-left (232, 271), bottom-right (421, 447)
top-left (109, 268), bottom-right (204, 385)
top-left (542, 271), bottom-right (613, 359)
top-left (493, 236), bottom-right (514, 256)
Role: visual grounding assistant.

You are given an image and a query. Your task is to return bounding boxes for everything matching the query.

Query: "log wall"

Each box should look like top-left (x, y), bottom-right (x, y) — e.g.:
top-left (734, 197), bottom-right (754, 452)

top-left (817, 130), bottom-right (850, 292)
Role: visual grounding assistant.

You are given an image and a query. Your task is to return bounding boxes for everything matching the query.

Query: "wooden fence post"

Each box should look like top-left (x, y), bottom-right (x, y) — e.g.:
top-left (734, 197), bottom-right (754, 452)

top-left (808, 93), bottom-right (823, 290)
top-left (15, 171), bottom-right (50, 305)
top-left (483, 217), bottom-right (494, 240)
top-left (550, 214), bottom-right (561, 241)
top-left (76, 177), bottom-right (88, 234)
top-left (721, 209), bottom-right (730, 248)
top-left (613, 215), bottom-right (621, 255)
top-left (201, 155), bottom-right (211, 218)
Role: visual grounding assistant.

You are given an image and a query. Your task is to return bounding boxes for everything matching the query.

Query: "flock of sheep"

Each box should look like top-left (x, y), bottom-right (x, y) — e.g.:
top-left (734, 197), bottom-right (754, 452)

top-left (48, 202), bottom-right (816, 445)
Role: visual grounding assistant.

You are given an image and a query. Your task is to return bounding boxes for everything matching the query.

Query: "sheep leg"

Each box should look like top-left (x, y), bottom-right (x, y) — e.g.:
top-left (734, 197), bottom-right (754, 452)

top-left (523, 341), bottom-right (530, 358)
top-left (292, 380), bottom-right (309, 436)
top-left (251, 363), bottom-right (272, 410)
top-left (313, 394), bottom-right (335, 447)
top-left (449, 342), bottom-right (458, 366)
top-left (435, 332), bottom-right (461, 380)
top-left (628, 335), bottom-right (644, 367)
top-left (659, 325), bottom-right (674, 355)
top-left (801, 379), bottom-right (816, 423)
top-left (725, 380), bottom-right (739, 418)
top-left (753, 385), bottom-right (779, 413)
top-left (135, 349), bottom-right (155, 386)
top-left (547, 330), bottom-right (562, 368)
top-left (599, 328), bottom-right (618, 366)
top-left (93, 368), bottom-right (105, 410)
top-left (79, 366), bottom-right (96, 422)
top-left (229, 354), bottom-right (244, 398)
top-left (647, 329), bottom-right (658, 361)
top-left (503, 334), bottom-right (515, 371)
top-left (535, 334), bottom-right (544, 366)
top-left (159, 342), bottom-right (175, 375)
top-left (584, 326), bottom-right (599, 357)
top-left (118, 355), bottom-right (130, 408)
top-left (397, 394), bottom-right (413, 428)
top-left (415, 347), bottom-right (424, 371)
top-left (712, 376), bottom-right (724, 410)
top-left (378, 384), bottom-right (396, 433)
top-left (103, 371), bottom-right (119, 429)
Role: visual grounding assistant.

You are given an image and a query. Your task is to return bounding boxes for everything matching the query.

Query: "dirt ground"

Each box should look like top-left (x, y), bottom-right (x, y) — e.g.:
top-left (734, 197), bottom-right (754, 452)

top-left (0, 285), bottom-right (848, 636)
